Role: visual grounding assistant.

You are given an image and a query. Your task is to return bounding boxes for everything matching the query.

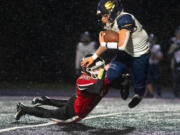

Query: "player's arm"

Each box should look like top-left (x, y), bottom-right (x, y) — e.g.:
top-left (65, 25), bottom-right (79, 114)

top-left (81, 46), bottom-right (107, 67)
top-left (100, 14), bottom-right (134, 50)
top-left (81, 31), bottom-right (109, 67)
top-left (117, 29), bottom-right (130, 50)
top-left (95, 46), bottom-right (107, 57)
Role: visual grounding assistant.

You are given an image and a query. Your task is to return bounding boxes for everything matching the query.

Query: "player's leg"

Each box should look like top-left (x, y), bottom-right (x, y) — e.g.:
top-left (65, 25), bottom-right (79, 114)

top-left (177, 72), bottom-right (180, 97)
top-left (16, 95), bottom-right (77, 121)
top-left (129, 53), bottom-right (150, 108)
top-left (32, 96), bottom-right (68, 107)
top-left (119, 73), bottom-right (130, 100)
top-left (174, 71), bottom-right (180, 97)
top-left (146, 65), bottom-right (154, 98)
top-left (108, 52), bottom-right (132, 99)
top-left (153, 64), bottom-right (161, 97)
top-left (107, 55), bottom-right (130, 99)
top-left (15, 103), bottom-right (67, 121)
top-left (107, 60), bottom-right (126, 84)
top-left (172, 71), bottom-right (178, 97)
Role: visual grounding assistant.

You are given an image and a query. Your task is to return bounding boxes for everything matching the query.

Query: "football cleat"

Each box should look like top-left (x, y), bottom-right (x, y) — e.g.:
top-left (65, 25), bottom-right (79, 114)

top-left (15, 103), bottom-right (26, 121)
top-left (128, 94), bottom-right (142, 108)
top-left (32, 96), bottom-right (49, 106)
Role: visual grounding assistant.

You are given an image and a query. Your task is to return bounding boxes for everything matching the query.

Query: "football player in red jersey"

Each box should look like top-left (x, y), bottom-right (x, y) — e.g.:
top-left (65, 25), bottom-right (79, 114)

top-left (15, 54), bottom-right (111, 123)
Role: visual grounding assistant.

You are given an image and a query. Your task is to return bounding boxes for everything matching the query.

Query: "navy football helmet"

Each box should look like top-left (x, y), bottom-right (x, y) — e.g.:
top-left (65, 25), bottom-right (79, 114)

top-left (97, 0), bottom-right (123, 23)
top-left (81, 54), bottom-right (105, 78)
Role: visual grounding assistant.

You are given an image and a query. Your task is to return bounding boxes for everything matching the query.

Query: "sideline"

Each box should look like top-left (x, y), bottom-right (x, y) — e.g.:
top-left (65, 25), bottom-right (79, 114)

top-left (0, 112), bottom-right (120, 134)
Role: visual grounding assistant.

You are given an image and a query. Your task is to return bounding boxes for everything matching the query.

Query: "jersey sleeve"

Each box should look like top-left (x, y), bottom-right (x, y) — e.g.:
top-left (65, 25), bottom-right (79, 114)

top-left (117, 14), bottom-right (135, 31)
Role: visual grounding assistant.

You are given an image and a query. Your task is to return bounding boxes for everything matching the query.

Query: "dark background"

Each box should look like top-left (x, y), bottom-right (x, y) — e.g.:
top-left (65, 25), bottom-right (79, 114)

top-left (0, 0), bottom-right (179, 86)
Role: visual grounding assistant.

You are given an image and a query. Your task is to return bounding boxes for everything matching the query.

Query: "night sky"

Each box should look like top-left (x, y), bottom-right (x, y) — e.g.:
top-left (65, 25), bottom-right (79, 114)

top-left (0, 0), bottom-right (179, 82)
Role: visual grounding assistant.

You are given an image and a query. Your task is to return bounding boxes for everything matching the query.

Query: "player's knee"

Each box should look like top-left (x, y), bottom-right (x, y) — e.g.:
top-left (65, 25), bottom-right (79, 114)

top-left (107, 61), bottom-right (125, 83)
top-left (107, 68), bottom-right (121, 83)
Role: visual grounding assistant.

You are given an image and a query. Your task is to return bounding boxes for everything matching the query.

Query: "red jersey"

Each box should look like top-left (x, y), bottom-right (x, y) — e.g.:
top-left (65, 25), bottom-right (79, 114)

top-left (74, 73), bottom-right (110, 118)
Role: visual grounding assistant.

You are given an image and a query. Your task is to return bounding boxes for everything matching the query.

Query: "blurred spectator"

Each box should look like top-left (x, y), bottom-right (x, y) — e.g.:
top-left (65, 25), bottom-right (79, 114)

top-left (168, 26), bottom-right (180, 55)
top-left (75, 31), bottom-right (96, 76)
top-left (168, 26), bottom-right (180, 97)
top-left (146, 33), bottom-right (163, 97)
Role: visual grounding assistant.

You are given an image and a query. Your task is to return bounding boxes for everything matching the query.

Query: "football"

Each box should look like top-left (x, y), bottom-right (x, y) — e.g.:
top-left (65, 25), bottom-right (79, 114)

top-left (103, 30), bottom-right (119, 42)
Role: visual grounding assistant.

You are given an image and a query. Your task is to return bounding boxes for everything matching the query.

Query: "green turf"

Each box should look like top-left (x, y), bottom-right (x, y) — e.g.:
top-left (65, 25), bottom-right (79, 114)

top-left (0, 97), bottom-right (180, 135)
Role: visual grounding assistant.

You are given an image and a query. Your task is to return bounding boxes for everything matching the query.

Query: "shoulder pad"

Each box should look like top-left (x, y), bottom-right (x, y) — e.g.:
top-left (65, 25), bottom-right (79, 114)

top-left (77, 74), bottom-right (95, 91)
top-left (117, 14), bottom-right (135, 31)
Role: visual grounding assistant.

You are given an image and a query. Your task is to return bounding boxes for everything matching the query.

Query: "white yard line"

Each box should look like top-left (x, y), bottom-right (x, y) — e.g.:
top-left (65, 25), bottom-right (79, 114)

top-left (0, 112), bottom-right (120, 133)
top-left (84, 112), bottom-right (119, 120)
top-left (0, 121), bottom-right (55, 133)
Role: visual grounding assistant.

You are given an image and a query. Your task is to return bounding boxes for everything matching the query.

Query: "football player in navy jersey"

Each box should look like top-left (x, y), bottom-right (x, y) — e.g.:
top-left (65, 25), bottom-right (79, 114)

top-left (82, 0), bottom-right (150, 108)
top-left (15, 55), bottom-right (111, 123)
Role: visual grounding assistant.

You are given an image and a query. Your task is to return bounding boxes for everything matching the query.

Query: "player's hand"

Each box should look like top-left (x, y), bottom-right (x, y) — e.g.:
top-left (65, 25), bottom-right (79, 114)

top-left (99, 31), bottom-right (105, 43)
top-left (104, 64), bottom-right (110, 71)
top-left (81, 57), bottom-right (94, 67)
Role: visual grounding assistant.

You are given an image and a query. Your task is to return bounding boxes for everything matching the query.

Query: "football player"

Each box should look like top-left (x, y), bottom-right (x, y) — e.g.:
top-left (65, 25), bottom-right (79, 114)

top-left (75, 31), bottom-right (96, 76)
top-left (81, 0), bottom-right (150, 108)
top-left (168, 26), bottom-right (180, 97)
top-left (146, 34), bottom-right (163, 97)
top-left (15, 55), bottom-right (110, 123)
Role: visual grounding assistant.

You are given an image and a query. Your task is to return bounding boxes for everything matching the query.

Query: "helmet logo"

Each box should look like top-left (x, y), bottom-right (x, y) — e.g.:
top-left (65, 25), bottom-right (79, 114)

top-left (105, 1), bottom-right (113, 10)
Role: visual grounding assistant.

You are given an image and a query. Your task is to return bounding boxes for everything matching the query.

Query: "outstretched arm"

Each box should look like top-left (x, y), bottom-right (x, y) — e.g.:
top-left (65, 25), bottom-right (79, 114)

top-left (81, 46), bottom-right (107, 67)
top-left (81, 31), bottom-right (107, 67)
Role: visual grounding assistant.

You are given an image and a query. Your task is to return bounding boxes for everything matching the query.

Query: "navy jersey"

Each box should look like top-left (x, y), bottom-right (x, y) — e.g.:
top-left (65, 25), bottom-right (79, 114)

top-left (104, 11), bottom-right (149, 57)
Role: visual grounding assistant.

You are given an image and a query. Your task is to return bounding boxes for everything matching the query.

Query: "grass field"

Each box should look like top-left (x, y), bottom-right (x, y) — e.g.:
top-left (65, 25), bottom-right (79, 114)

top-left (0, 96), bottom-right (180, 135)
